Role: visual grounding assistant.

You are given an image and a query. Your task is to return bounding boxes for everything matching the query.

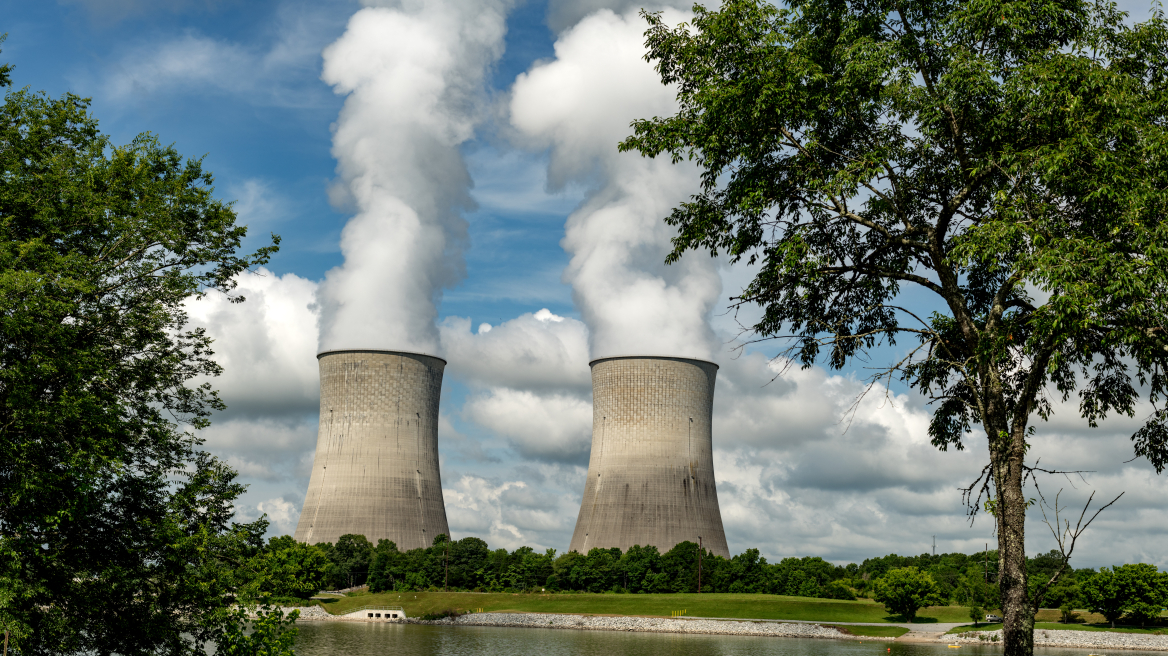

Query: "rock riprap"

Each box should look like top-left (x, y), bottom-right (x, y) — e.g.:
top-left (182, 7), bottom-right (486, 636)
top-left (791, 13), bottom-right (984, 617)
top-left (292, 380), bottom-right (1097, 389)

top-left (415, 612), bottom-right (851, 639)
top-left (954, 628), bottom-right (1168, 651)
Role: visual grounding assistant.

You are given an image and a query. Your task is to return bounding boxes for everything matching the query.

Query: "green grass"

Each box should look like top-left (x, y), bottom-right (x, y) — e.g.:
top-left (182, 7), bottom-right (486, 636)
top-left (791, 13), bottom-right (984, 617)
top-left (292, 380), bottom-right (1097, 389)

top-left (947, 622), bottom-right (1168, 636)
top-left (317, 591), bottom-right (972, 623)
top-left (825, 624), bottom-right (911, 638)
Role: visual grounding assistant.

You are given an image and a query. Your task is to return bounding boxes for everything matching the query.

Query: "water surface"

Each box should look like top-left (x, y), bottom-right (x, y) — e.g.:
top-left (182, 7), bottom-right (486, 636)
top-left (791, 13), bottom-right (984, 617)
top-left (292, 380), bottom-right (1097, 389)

top-left (295, 623), bottom-right (1161, 656)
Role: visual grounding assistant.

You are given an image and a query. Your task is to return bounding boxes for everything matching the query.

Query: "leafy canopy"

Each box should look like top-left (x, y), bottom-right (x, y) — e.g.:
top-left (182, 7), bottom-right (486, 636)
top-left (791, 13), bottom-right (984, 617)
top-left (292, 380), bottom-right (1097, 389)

top-left (621, 0), bottom-right (1168, 465)
top-left (873, 566), bottom-right (943, 621)
top-left (0, 51), bottom-right (280, 654)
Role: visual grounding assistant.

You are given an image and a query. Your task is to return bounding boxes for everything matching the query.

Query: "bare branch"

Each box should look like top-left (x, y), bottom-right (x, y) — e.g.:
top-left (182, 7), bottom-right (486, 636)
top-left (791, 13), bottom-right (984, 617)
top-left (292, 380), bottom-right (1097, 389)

top-left (1031, 489), bottom-right (1124, 615)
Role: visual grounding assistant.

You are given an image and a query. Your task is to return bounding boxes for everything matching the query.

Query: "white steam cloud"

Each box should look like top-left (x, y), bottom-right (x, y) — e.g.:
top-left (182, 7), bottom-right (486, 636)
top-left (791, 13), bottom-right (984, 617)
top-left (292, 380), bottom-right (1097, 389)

top-left (316, 0), bottom-right (513, 354)
top-left (511, 9), bottom-right (722, 361)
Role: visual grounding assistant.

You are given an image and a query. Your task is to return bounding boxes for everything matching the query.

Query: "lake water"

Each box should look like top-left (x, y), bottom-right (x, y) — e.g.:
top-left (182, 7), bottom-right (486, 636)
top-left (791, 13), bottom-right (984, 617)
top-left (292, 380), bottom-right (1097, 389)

top-left (294, 623), bottom-right (1162, 656)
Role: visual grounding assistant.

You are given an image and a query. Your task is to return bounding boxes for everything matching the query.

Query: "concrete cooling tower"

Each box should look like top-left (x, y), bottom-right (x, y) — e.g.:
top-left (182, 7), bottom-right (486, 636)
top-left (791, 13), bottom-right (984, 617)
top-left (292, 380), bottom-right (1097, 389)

top-left (294, 350), bottom-right (450, 550)
top-left (569, 356), bottom-right (730, 557)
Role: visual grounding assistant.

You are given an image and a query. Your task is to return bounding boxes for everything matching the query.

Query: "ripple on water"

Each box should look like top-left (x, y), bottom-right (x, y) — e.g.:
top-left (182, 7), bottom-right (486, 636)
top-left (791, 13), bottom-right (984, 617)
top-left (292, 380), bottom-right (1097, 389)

top-left (293, 622), bottom-right (1168, 656)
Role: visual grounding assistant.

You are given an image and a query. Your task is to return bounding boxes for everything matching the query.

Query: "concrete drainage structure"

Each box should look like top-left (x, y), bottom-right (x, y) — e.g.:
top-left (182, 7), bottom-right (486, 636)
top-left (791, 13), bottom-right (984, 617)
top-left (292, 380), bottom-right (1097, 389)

top-left (294, 350), bottom-right (450, 550)
top-left (338, 606), bottom-right (407, 622)
top-left (568, 356), bottom-right (729, 557)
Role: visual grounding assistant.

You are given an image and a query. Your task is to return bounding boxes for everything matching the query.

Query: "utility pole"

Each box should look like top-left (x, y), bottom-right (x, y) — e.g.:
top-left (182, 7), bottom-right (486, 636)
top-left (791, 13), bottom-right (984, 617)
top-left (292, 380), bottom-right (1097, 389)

top-left (932, 535), bottom-right (936, 557)
top-left (985, 543), bottom-right (989, 582)
top-left (697, 536), bottom-right (703, 594)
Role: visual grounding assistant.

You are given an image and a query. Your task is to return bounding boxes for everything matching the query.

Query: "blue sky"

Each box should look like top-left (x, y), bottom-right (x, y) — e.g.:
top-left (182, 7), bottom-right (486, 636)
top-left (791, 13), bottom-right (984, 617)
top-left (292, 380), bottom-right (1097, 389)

top-left (6, 0), bottom-right (1168, 568)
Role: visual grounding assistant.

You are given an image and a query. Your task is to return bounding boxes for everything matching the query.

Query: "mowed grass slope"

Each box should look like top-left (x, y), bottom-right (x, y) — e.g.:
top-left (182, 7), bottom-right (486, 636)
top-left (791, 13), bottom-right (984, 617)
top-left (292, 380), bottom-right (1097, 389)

top-left (319, 591), bottom-right (971, 623)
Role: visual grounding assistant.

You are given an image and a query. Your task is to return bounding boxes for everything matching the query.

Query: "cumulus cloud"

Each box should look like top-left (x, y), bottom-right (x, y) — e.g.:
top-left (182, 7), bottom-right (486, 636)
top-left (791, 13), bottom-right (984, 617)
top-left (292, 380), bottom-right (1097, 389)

top-left (703, 351), bottom-right (1168, 567)
top-left (443, 471), bottom-right (583, 551)
top-left (315, 0), bottom-right (513, 354)
top-left (186, 268), bottom-right (320, 419)
top-left (185, 268), bottom-right (322, 532)
top-left (464, 389), bottom-right (592, 464)
top-left (439, 309), bottom-right (590, 392)
top-left (440, 309), bottom-right (592, 463)
top-left (511, 8), bottom-right (722, 361)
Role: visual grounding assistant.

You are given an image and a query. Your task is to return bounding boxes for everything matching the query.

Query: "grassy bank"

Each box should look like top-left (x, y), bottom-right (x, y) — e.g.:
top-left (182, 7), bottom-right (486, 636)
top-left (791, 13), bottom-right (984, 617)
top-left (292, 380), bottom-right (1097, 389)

top-left (316, 591), bottom-right (971, 624)
top-left (826, 625), bottom-right (912, 637)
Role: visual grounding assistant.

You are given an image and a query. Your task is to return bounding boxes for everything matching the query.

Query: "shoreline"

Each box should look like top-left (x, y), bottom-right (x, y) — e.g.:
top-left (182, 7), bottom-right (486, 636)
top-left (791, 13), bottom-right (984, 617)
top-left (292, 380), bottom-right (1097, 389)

top-left (953, 628), bottom-right (1168, 652)
top-left (283, 607), bottom-right (1168, 651)
top-left (411, 612), bottom-right (854, 641)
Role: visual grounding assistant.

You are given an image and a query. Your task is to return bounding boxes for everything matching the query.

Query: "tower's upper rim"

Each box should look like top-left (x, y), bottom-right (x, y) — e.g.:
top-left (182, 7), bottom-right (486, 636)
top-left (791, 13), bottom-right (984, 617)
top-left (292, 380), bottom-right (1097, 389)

top-left (588, 354), bottom-right (719, 370)
top-left (316, 348), bottom-right (447, 365)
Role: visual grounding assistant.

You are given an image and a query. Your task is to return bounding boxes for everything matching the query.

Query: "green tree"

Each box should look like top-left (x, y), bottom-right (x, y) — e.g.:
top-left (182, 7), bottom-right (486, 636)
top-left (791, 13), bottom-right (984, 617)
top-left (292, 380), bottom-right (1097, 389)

top-left (326, 534), bottom-right (374, 589)
top-left (872, 567), bottom-right (942, 622)
top-left (619, 545), bottom-right (662, 593)
top-left (0, 47), bottom-right (280, 655)
top-left (1116, 563), bottom-right (1168, 627)
top-left (821, 580), bottom-right (858, 600)
top-left (255, 537), bottom-right (330, 600)
top-left (1082, 566), bottom-right (1126, 627)
top-left (448, 537), bottom-right (490, 589)
top-left (621, 1), bottom-right (1168, 654)
top-left (367, 539), bottom-right (400, 593)
top-left (1044, 580), bottom-right (1081, 621)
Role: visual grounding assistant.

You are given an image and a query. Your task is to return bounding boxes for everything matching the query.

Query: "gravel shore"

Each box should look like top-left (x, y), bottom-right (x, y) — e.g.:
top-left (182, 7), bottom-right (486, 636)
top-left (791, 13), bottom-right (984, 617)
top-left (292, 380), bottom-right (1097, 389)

top-left (411, 612), bottom-right (852, 640)
top-left (270, 606), bottom-right (332, 620)
top-left (954, 628), bottom-right (1168, 651)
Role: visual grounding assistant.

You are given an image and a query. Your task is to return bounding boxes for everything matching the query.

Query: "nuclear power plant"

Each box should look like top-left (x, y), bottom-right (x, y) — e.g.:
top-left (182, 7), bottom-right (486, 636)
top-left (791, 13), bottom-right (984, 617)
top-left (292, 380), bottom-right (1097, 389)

top-left (294, 349), bottom-right (450, 550)
top-left (569, 356), bottom-right (730, 558)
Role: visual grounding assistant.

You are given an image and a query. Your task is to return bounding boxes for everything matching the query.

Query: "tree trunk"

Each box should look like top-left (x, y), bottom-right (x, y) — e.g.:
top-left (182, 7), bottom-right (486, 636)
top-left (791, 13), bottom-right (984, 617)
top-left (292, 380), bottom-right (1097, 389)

top-left (996, 422), bottom-right (1034, 656)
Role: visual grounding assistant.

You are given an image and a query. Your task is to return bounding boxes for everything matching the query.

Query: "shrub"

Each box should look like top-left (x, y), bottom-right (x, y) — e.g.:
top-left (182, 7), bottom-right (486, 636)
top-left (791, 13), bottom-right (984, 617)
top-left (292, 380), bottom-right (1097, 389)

top-left (872, 567), bottom-right (942, 622)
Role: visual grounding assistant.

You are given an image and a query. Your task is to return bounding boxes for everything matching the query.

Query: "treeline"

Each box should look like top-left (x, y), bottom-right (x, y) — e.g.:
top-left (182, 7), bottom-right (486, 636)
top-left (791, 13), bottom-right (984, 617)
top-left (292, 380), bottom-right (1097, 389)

top-left (252, 533), bottom-right (1168, 626)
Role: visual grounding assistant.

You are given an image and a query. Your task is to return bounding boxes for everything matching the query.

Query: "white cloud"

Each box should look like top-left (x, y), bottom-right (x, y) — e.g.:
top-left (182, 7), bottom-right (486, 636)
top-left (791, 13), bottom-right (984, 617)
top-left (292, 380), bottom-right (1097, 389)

top-left (700, 350), bottom-right (1168, 567)
top-left (439, 309), bottom-right (590, 392)
top-left (316, 0), bottom-right (514, 354)
top-left (510, 9), bottom-right (723, 361)
top-left (104, 34), bottom-right (256, 98)
top-left (257, 497), bottom-right (301, 535)
top-left (464, 389), bottom-right (592, 464)
top-left (184, 268), bottom-right (322, 535)
top-left (443, 472), bottom-right (582, 551)
top-left (186, 268), bottom-right (320, 418)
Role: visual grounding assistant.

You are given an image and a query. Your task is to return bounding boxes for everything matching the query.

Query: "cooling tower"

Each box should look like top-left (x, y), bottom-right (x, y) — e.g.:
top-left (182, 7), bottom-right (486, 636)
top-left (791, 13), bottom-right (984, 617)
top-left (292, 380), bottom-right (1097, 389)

top-left (294, 349), bottom-right (450, 550)
top-left (569, 356), bottom-right (729, 557)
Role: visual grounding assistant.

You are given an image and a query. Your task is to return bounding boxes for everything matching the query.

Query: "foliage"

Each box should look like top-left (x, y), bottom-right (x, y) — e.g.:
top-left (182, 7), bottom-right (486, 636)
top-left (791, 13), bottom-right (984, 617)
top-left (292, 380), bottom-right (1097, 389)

top-left (970, 604), bottom-right (984, 626)
top-left (620, 0), bottom-right (1168, 653)
top-left (216, 603), bottom-right (298, 656)
top-left (1082, 564), bottom-right (1168, 627)
top-left (1082, 566), bottom-right (1130, 627)
top-left (253, 537), bottom-right (330, 600)
top-left (326, 534), bottom-right (374, 589)
top-left (1116, 564), bottom-right (1168, 627)
top-left (821, 580), bottom-right (858, 600)
top-left (0, 49), bottom-right (280, 655)
top-left (872, 567), bottom-right (943, 622)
